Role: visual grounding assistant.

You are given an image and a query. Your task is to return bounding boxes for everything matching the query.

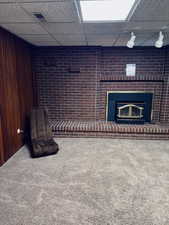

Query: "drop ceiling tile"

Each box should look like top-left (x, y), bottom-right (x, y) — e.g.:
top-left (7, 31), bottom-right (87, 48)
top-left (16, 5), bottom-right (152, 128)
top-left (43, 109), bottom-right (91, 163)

top-left (53, 34), bottom-right (86, 42)
top-left (1, 23), bottom-right (47, 35)
top-left (43, 23), bottom-right (83, 34)
top-left (142, 39), bottom-right (156, 46)
top-left (135, 34), bottom-right (152, 46)
top-left (0, 0), bottom-right (67, 1)
top-left (87, 34), bottom-right (118, 46)
top-left (20, 34), bottom-right (55, 43)
top-left (164, 32), bottom-right (169, 46)
top-left (21, 1), bottom-right (78, 23)
top-left (135, 33), bottom-right (157, 46)
top-left (130, 0), bottom-right (169, 22)
top-left (32, 41), bottom-right (60, 46)
top-left (0, 0), bottom-right (16, 1)
top-left (84, 22), bottom-right (126, 35)
top-left (114, 34), bottom-right (129, 46)
top-left (87, 41), bottom-right (114, 46)
top-left (28, 0), bottom-right (68, 1)
top-left (0, 3), bottom-right (35, 22)
top-left (125, 21), bottom-right (169, 32)
top-left (59, 41), bottom-right (86, 46)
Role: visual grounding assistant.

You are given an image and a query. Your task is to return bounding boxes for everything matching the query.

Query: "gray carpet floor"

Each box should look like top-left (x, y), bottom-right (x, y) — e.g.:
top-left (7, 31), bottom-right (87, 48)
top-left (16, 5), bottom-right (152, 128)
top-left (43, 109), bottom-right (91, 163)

top-left (1, 138), bottom-right (169, 225)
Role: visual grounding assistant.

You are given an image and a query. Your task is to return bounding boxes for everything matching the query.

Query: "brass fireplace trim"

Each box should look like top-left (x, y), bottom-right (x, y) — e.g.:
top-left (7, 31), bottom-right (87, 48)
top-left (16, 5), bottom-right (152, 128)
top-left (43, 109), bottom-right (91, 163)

top-left (117, 104), bottom-right (144, 119)
top-left (106, 91), bottom-right (154, 121)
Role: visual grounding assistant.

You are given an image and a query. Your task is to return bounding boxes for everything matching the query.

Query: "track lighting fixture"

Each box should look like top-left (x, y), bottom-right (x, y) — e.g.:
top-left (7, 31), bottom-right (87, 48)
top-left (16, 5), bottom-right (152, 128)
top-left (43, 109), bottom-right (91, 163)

top-left (127, 32), bottom-right (136, 48)
top-left (155, 31), bottom-right (164, 48)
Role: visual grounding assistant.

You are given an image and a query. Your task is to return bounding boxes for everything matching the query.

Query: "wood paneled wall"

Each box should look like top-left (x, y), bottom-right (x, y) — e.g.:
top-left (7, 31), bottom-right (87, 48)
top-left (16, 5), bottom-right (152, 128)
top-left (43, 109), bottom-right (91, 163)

top-left (0, 27), bottom-right (33, 165)
top-left (0, 116), bottom-right (4, 166)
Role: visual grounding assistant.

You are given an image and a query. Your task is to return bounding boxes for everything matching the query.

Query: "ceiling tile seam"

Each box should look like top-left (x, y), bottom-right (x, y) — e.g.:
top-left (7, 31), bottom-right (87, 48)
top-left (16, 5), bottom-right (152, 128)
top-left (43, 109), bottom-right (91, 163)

top-left (111, 35), bottom-right (118, 46)
top-left (126, 0), bottom-right (142, 21)
top-left (113, 34), bottom-right (122, 46)
top-left (0, 22), bottom-right (76, 24)
top-left (0, 22), bottom-right (38, 24)
top-left (146, 0), bottom-right (162, 21)
top-left (130, 20), bottom-right (169, 22)
top-left (74, 0), bottom-right (88, 45)
top-left (33, 23), bottom-right (63, 45)
top-left (57, 3), bottom-right (75, 23)
top-left (17, 1), bottom-right (62, 45)
top-left (0, 1), bottom-right (72, 4)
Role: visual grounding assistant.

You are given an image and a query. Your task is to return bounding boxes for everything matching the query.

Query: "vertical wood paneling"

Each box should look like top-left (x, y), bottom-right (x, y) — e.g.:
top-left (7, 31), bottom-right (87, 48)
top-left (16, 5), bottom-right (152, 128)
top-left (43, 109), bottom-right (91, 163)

top-left (0, 30), bottom-right (21, 160)
top-left (0, 116), bottom-right (4, 166)
top-left (0, 27), bottom-right (33, 165)
top-left (15, 38), bottom-right (34, 133)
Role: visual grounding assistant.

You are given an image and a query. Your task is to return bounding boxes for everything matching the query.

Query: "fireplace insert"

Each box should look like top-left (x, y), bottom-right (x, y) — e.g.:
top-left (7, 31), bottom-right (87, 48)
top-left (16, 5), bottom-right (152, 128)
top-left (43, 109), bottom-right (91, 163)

top-left (107, 92), bottom-right (153, 124)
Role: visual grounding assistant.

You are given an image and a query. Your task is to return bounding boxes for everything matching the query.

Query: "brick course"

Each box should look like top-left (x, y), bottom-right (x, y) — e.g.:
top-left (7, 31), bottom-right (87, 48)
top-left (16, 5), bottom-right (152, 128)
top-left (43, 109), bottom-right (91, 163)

top-left (32, 46), bottom-right (169, 125)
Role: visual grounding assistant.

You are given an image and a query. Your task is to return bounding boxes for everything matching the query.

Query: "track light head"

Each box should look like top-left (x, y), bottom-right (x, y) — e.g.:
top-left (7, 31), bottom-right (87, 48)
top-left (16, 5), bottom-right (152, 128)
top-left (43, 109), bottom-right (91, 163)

top-left (155, 31), bottom-right (164, 48)
top-left (127, 32), bottom-right (136, 48)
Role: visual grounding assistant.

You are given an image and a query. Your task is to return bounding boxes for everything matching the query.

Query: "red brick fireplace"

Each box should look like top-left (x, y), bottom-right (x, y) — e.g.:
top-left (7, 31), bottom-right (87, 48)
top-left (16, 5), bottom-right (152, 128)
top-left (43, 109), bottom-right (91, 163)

top-left (32, 46), bottom-right (169, 139)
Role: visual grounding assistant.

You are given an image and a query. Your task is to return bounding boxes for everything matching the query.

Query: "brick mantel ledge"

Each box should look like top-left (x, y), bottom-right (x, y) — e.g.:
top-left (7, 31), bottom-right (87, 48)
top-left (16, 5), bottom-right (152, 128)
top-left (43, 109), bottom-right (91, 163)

top-left (100, 74), bottom-right (164, 82)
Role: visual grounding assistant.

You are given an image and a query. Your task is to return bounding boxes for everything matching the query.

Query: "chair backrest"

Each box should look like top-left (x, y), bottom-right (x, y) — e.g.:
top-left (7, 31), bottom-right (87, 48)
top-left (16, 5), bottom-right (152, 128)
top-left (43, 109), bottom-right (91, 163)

top-left (30, 108), bottom-right (52, 141)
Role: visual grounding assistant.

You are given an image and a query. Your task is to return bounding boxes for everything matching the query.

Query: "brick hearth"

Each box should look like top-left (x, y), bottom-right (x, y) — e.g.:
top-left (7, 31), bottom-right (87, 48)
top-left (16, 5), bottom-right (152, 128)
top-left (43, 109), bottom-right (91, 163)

top-left (50, 120), bottom-right (169, 140)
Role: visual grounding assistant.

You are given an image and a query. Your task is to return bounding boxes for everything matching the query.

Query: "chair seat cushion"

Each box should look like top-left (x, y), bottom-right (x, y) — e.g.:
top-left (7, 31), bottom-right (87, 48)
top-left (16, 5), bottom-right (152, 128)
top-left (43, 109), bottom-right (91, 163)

top-left (32, 139), bottom-right (59, 158)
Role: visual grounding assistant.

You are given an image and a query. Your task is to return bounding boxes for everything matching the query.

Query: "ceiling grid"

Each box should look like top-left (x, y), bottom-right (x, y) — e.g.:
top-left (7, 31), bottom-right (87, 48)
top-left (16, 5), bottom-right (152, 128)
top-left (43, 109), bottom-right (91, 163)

top-left (0, 0), bottom-right (168, 46)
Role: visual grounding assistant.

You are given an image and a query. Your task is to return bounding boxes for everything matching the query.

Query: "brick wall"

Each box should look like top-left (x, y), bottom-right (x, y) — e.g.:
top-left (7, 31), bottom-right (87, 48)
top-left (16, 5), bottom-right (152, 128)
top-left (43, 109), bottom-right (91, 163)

top-left (32, 46), bottom-right (169, 124)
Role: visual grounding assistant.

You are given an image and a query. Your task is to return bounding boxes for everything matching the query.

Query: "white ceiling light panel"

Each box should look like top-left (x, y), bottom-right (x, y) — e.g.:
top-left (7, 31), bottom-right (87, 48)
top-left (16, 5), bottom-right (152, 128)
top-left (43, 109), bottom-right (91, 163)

top-left (80, 0), bottom-right (136, 22)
